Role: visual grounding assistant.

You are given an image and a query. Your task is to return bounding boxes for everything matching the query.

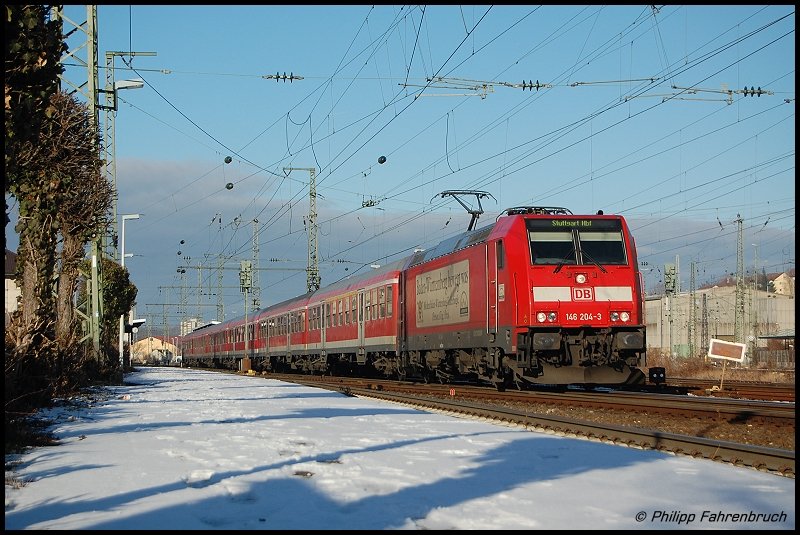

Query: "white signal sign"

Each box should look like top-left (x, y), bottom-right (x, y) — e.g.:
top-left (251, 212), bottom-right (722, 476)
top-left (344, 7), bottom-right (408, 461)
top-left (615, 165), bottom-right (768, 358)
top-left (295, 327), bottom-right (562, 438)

top-left (707, 338), bottom-right (746, 363)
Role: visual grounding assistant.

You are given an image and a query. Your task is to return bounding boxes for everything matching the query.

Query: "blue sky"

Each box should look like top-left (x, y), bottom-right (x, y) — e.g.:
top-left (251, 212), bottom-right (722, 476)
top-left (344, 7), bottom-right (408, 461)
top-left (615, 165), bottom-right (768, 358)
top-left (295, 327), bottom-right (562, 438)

top-left (5, 5), bottom-right (795, 329)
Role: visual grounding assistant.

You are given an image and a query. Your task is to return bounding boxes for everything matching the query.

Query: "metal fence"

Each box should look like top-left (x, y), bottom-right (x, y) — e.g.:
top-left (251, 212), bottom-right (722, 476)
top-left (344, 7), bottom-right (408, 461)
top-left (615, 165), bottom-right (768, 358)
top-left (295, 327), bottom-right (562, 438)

top-left (751, 348), bottom-right (795, 370)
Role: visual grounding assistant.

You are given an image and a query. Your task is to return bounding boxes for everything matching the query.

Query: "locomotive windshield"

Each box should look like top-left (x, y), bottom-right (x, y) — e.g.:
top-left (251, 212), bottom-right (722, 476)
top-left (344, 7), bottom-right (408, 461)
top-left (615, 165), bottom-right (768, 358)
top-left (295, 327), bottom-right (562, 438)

top-left (527, 218), bottom-right (627, 266)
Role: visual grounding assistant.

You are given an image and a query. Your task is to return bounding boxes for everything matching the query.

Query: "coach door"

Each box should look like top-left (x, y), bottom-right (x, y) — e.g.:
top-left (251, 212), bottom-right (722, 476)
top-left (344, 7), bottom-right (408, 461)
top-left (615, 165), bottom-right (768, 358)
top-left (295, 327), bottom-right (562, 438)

top-left (285, 312), bottom-right (292, 355)
top-left (268, 318), bottom-right (272, 357)
top-left (320, 302), bottom-right (327, 355)
top-left (357, 290), bottom-right (366, 349)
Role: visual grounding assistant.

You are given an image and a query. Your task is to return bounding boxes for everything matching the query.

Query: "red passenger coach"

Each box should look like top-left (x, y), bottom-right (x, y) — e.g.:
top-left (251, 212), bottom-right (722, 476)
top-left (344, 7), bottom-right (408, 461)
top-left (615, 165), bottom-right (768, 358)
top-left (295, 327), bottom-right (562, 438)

top-left (181, 206), bottom-right (646, 388)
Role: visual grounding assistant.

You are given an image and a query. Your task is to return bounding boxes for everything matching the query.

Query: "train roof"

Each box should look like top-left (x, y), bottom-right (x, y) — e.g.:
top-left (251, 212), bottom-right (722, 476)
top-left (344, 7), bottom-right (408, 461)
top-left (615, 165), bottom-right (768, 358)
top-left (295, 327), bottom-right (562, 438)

top-left (310, 257), bottom-right (411, 296)
top-left (409, 223), bottom-right (495, 267)
top-left (408, 206), bottom-right (626, 268)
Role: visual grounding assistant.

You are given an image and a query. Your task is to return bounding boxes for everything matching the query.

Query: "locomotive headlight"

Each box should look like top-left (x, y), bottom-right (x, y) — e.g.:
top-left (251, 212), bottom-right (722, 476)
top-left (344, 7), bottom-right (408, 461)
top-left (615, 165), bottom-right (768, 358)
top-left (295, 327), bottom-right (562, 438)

top-left (547, 312), bottom-right (557, 322)
top-left (537, 312), bottom-right (547, 323)
top-left (575, 273), bottom-right (587, 284)
top-left (610, 312), bottom-right (620, 321)
top-left (620, 312), bottom-right (630, 322)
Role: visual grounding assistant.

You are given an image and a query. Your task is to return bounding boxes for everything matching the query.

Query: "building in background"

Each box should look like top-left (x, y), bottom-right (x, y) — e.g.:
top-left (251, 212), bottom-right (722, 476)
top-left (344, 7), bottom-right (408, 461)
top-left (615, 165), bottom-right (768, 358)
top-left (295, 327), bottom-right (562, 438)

top-left (131, 336), bottom-right (181, 366)
top-left (645, 269), bottom-right (795, 369)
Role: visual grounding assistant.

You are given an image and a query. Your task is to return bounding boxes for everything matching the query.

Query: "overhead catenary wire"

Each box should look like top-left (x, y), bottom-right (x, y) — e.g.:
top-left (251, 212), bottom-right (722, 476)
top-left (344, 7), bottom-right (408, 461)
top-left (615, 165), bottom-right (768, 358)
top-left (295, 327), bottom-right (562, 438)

top-left (97, 5), bottom-right (792, 314)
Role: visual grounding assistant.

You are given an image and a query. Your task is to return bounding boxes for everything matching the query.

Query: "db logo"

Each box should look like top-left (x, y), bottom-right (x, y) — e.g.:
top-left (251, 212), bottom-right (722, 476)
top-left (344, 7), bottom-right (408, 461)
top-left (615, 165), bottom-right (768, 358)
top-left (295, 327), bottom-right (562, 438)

top-left (572, 287), bottom-right (594, 301)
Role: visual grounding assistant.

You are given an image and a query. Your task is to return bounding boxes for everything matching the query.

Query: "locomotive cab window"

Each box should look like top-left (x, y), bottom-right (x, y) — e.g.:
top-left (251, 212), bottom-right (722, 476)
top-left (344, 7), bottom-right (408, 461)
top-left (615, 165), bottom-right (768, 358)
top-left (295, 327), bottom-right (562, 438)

top-left (529, 230), bottom-right (575, 265)
top-left (527, 219), bottom-right (626, 267)
top-left (578, 230), bottom-right (626, 265)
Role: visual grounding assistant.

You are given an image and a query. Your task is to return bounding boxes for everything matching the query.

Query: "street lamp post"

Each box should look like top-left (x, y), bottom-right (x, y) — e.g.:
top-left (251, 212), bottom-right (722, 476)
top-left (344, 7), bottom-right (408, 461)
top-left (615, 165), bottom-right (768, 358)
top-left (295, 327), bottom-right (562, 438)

top-left (119, 213), bottom-right (141, 370)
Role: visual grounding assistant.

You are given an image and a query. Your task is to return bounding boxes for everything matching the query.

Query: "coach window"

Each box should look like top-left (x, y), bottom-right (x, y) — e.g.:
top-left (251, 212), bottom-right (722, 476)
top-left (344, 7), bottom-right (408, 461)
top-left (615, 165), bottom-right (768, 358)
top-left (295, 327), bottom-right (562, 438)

top-left (365, 292), bottom-right (371, 321)
top-left (338, 299), bottom-right (343, 326)
top-left (386, 285), bottom-right (393, 316)
top-left (345, 297), bottom-right (350, 324)
top-left (326, 303), bottom-right (331, 328)
top-left (379, 287), bottom-right (386, 318)
top-left (497, 240), bottom-right (505, 269)
top-left (352, 296), bottom-right (357, 322)
top-left (371, 288), bottom-right (378, 320)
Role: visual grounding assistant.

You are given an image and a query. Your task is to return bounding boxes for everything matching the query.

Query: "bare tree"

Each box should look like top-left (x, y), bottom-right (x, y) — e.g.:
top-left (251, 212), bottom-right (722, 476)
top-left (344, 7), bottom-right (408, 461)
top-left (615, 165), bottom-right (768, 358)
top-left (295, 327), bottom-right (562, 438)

top-left (45, 93), bottom-right (113, 347)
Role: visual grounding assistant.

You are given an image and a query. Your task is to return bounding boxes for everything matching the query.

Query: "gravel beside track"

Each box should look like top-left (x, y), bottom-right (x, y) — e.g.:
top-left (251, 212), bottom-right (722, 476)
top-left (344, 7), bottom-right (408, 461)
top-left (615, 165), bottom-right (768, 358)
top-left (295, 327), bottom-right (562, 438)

top-left (457, 396), bottom-right (795, 451)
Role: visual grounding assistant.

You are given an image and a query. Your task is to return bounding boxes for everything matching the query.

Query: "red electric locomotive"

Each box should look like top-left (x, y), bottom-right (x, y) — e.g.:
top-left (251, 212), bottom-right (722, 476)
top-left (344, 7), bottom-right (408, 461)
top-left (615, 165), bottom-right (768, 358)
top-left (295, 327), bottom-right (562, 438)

top-left (181, 206), bottom-right (646, 388)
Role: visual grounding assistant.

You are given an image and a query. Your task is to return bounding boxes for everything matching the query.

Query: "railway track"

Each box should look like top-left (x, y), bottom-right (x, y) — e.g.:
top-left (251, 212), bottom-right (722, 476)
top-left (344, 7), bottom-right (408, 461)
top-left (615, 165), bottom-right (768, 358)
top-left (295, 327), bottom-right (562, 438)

top-left (255, 372), bottom-right (794, 477)
top-left (264, 373), bottom-right (794, 426)
top-left (667, 377), bottom-right (795, 402)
